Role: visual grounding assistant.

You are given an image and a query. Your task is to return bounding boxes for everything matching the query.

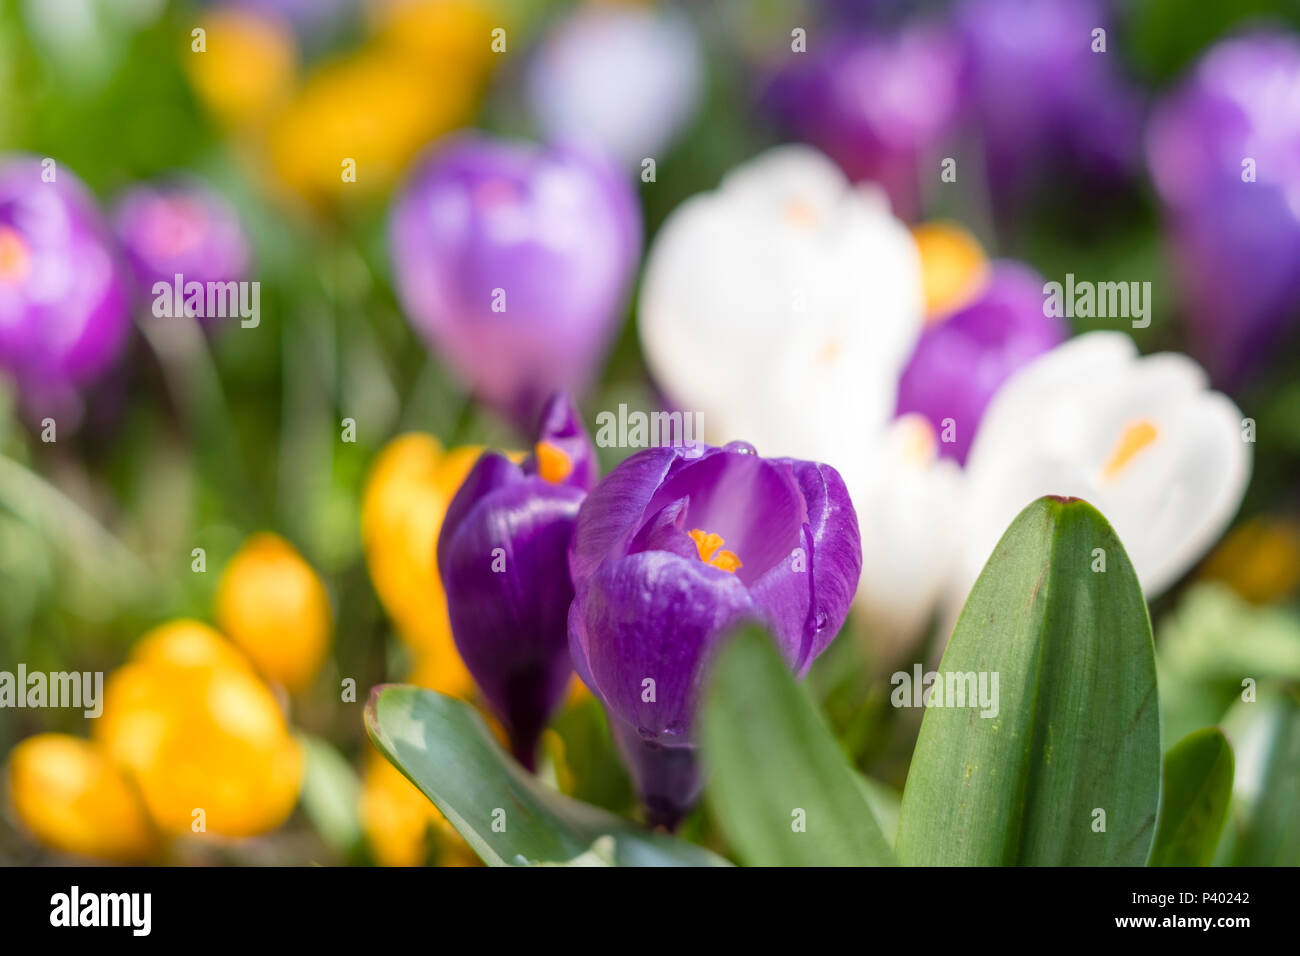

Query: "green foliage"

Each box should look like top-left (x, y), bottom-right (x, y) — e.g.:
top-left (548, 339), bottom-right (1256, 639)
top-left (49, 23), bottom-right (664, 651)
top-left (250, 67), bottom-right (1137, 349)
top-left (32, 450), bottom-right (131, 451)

top-left (896, 497), bottom-right (1161, 866)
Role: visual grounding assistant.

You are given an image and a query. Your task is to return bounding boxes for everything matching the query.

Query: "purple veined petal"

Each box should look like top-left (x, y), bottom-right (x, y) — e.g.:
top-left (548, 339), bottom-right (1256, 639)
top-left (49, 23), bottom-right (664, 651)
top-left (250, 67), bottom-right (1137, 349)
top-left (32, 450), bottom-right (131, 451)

top-left (436, 450), bottom-right (519, 576)
top-left (627, 496), bottom-right (699, 564)
top-left (440, 475), bottom-right (586, 770)
top-left (638, 450), bottom-right (807, 585)
top-left (753, 458), bottom-right (864, 670)
top-left (568, 548), bottom-right (757, 746)
top-left (608, 718), bottom-right (703, 832)
top-left (567, 445), bottom-right (685, 593)
top-left (895, 262), bottom-right (1066, 463)
top-left (521, 391), bottom-right (599, 491)
top-left (567, 440), bottom-right (863, 828)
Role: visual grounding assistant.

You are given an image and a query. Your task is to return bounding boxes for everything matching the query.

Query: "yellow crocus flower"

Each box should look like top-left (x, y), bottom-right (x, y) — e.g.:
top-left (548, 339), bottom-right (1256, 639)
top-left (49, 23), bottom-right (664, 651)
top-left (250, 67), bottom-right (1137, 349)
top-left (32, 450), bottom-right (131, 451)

top-left (361, 434), bottom-right (483, 697)
top-left (95, 623), bottom-right (302, 839)
top-left (215, 533), bottom-right (332, 693)
top-left (185, 7), bottom-right (298, 131)
top-left (6, 734), bottom-right (160, 863)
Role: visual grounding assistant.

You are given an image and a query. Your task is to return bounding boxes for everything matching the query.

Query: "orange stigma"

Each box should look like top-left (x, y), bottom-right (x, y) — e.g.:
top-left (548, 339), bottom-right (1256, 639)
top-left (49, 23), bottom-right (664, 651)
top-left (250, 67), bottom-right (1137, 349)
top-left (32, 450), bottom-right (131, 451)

top-left (534, 441), bottom-right (573, 484)
top-left (689, 529), bottom-right (742, 574)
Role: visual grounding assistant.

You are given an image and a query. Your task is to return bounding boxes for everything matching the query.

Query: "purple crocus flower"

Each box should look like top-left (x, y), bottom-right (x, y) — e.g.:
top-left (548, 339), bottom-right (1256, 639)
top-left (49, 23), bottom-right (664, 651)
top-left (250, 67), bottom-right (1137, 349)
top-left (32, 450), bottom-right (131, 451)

top-left (113, 178), bottom-right (250, 318)
top-left (389, 135), bottom-right (641, 426)
top-left (761, 22), bottom-right (963, 217)
top-left (953, 0), bottom-right (1144, 200)
top-left (437, 393), bottom-right (598, 770)
top-left (1147, 32), bottom-right (1300, 389)
top-left (0, 156), bottom-right (130, 413)
top-left (568, 441), bottom-right (862, 829)
top-left (895, 262), bottom-right (1066, 464)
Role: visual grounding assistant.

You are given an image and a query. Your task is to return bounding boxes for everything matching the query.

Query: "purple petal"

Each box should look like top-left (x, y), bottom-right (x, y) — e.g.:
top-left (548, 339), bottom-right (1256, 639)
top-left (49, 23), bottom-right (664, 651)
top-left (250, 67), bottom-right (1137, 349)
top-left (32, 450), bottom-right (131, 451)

top-left (895, 262), bottom-right (1066, 463)
top-left (522, 391), bottom-right (599, 491)
top-left (639, 450), bottom-right (807, 584)
top-left (440, 475), bottom-right (586, 768)
top-left (567, 445), bottom-right (684, 593)
top-left (766, 458), bottom-right (863, 668)
top-left (568, 549), bottom-right (756, 743)
top-left (436, 451), bottom-right (519, 575)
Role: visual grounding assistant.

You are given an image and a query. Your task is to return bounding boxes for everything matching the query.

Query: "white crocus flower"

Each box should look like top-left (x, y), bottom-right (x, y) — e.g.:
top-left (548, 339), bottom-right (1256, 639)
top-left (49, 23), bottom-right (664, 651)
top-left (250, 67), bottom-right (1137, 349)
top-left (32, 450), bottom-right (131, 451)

top-left (638, 144), bottom-right (924, 486)
top-left (953, 331), bottom-right (1252, 612)
top-left (854, 414), bottom-right (964, 664)
top-left (527, 5), bottom-right (703, 167)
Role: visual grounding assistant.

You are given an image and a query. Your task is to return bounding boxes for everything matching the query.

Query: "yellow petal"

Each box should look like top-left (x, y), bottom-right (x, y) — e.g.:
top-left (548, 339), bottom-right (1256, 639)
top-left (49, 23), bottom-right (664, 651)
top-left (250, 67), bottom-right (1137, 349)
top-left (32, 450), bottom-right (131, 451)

top-left (362, 434), bottom-right (481, 697)
top-left (7, 734), bottom-right (160, 862)
top-left (912, 221), bottom-right (989, 321)
top-left (215, 533), bottom-right (332, 693)
top-left (184, 9), bottom-right (297, 130)
top-left (95, 659), bottom-right (302, 838)
top-left (1200, 516), bottom-right (1300, 604)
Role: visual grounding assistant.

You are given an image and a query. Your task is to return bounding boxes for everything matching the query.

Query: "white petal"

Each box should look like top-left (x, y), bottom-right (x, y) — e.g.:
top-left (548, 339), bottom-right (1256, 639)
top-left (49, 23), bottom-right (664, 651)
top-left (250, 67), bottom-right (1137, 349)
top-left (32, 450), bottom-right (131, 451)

top-left (638, 144), bottom-right (923, 463)
top-left (955, 332), bottom-right (1251, 612)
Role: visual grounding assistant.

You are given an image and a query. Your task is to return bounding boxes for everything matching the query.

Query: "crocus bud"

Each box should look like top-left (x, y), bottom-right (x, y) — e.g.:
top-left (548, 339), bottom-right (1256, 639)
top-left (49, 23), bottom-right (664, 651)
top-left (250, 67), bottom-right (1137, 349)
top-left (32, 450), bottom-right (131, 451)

top-left (1146, 32), bottom-right (1300, 388)
top-left (113, 178), bottom-right (251, 320)
top-left (0, 155), bottom-right (130, 414)
top-left (760, 22), bottom-right (962, 218)
top-left (568, 441), bottom-right (862, 829)
top-left (953, 0), bottom-right (1144, 197)
top-left (215, 532), bottom-right (332, 693)
top-left (7, 734), bottom-right (160, 863)
top-left (437, 394), bottom-right (597, 769)
top-left (895, 259), bottom-right (1066, 464)
top-left (389, 135), bottom-right (641, 424)
top-left (95, 620), bottom-right (303, 838)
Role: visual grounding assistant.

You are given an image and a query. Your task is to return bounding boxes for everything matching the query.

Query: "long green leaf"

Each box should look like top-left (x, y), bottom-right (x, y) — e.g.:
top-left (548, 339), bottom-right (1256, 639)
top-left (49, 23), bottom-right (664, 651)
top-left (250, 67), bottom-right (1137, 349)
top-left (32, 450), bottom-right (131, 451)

top-left (365, 684), bottom-right (728, 867)
top-left (1220, 689), bottom-right (1300, 866)
top-left (701, 626), bottom-right (895, 866)
top-left (1149, 728), bottom-right (1233, 866)
top-left (897, 496), bottom-right (1161, 865)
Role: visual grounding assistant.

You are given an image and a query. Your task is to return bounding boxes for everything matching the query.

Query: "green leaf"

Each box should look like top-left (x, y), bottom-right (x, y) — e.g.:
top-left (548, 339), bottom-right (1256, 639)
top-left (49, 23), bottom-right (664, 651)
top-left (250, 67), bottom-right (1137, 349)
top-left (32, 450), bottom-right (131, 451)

top-left (1149, 728), bottom-right (1234, 866)
top-left (1220, 689), bottom-right (1300, 866)
top-left (365, 684), bottom-right (729, 867)
top-left (1157, 583), bottom-right (1300, 743)
top-left (297, 735), bottom-right (364, 858)
top-left (701, 626), bottom-right (895, 866)
top-left (897, 496), bottom-right (1161, 866)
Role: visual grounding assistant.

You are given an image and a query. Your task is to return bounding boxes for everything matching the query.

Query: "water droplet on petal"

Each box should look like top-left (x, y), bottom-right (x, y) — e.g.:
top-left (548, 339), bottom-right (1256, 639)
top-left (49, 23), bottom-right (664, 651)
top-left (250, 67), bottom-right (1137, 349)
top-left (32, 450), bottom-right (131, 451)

top-left (724, 440), bottom-right (756, 455)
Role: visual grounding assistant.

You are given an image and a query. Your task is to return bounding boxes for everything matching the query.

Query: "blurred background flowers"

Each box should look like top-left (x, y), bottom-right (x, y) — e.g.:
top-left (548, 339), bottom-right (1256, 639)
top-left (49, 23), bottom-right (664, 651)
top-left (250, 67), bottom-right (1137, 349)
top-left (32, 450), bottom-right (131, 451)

top-left (1, 0), bottom-right (1298, 866)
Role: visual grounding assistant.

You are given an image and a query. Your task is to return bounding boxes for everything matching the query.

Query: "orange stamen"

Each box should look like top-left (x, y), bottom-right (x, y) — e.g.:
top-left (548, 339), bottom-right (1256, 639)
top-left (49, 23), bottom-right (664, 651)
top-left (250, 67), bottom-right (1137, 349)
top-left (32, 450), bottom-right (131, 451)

top-left (689, 528), bottom-right (742, 574)
top-left (534, 441), bottom-right (572, 484)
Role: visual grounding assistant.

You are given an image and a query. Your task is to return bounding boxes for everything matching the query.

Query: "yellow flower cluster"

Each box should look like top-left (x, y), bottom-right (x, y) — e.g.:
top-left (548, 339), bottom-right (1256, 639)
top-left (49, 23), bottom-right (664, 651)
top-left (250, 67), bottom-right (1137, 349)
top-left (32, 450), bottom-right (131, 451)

top-left (5, 536), bottom-right (331, 861)
top-left (185, 0), bottom-right (503, 202)
top-left (357, 433), bottom-right (484, 865)
top-left (361, 433), bottom-right (483, 695)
